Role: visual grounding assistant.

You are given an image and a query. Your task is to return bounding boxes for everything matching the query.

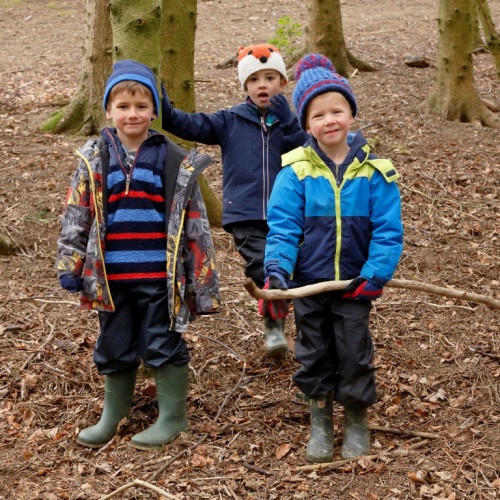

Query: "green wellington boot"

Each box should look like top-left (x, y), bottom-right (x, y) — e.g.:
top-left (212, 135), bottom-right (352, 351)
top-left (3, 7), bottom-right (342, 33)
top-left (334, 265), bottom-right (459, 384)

top-left (341, 407), bottom-right (370, 459)
top-left (77, 370), bottom-right (137, 448)
top-left (306, 394), bottom-right (334, 463)
top-left (130, 363), bottom-right (189, 450)
top-left (264, 317), bottom-right (288, 356)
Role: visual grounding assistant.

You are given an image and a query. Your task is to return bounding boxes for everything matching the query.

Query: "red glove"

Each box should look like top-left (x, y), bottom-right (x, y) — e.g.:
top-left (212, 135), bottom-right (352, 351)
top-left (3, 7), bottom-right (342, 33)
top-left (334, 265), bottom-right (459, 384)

top-left (343, 276), bottom-right (383, 300)
top-left (258, 272), bottom-right (289, 320)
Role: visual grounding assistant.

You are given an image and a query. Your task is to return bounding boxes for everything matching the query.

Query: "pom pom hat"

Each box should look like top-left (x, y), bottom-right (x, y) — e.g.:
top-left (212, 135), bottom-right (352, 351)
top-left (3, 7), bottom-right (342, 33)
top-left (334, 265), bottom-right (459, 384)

top-left (103, 59), bottom-right (160, 115)
top-left (237, 44), bottom-right (287, 90)
top-left (292, 53), bottom-right (357, 129)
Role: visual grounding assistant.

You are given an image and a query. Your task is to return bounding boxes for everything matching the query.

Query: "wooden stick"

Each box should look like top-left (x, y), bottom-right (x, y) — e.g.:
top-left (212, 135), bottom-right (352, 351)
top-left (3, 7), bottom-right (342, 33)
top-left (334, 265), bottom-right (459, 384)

top-left (243, 278), bottom-right (500, 309)
top-left (368, 425), bottom-right (441, 440)
top-left (99, 479), bottom-right (179, 500)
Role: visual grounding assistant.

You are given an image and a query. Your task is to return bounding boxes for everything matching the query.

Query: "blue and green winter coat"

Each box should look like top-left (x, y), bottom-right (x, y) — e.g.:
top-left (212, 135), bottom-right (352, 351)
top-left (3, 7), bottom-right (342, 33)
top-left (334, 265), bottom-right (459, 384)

top-left (265, 132), bottom-right (404, 288)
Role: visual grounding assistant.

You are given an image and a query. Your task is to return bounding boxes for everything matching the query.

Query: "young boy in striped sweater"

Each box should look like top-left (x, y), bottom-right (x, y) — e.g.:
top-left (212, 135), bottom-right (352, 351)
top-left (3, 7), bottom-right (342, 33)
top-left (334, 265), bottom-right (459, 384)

top-left (55, 60), bottom-right (220, 450)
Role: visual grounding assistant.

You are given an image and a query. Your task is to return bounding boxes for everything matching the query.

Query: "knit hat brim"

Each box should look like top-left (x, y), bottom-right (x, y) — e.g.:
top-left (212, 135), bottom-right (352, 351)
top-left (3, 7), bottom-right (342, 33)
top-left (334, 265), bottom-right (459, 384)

top-left (103, 60), bottom-right (160, 116)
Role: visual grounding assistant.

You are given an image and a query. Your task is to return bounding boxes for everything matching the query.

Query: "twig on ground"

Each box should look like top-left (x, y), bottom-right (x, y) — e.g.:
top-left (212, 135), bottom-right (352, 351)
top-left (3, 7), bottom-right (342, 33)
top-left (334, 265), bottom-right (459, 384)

top-left (21, 321), bottom-right (55, 370)
top-left (296, 439), bottom-right (431, 472)
top-left (243, 462), bottom-right (273, 476)
top-left (188, 331), bottom-right (242, 360)
top-left (368, 425), bottom-right (442, 440)
top-left (98, 479), bottom-right (179, 500)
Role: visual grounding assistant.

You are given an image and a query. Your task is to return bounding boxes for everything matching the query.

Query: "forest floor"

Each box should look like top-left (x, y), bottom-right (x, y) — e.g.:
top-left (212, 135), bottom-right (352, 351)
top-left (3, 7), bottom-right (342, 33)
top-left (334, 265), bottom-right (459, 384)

top-left (1, 0), bottom-right (500, 498)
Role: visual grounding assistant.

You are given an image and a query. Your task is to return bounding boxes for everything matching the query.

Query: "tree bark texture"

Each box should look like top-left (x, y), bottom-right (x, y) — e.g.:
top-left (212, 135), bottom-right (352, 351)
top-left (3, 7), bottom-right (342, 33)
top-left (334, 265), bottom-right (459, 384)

top-left (161, 0), bottom-right (197, 116)
top-left (109, 0), bottom-right (162, 130)
top-left (43, 0), bottom-right (112, 135)
top-left (475, 0), bottom-right (500, 80)
top-left (421, 0), bottom-right (500, 128)
top-left (160, 0), bottom-right (222, 227)
top-left (307, 0), bottom-right (376, 76)
top-left (109, 0), bottom-right (161, 68)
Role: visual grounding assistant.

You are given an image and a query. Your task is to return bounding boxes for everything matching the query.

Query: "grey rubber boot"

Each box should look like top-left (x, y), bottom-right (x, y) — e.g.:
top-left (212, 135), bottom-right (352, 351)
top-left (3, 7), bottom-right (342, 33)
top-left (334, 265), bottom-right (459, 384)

top-left (264, 317), bottom-right (288, 356)
top-left (130, 363), bottom-right (189, 450)
top-left (341, 407), bottom-right (370, 459)
top-left (306, 394), bottom-right (334, 463)
top-left (77, 370), bottom-right (137, 448)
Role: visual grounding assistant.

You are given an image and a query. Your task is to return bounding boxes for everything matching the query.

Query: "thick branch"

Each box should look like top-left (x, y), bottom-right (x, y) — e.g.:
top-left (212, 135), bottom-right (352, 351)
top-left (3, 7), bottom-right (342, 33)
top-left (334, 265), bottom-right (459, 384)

top-left (243, 278), bottom-right (500, 309)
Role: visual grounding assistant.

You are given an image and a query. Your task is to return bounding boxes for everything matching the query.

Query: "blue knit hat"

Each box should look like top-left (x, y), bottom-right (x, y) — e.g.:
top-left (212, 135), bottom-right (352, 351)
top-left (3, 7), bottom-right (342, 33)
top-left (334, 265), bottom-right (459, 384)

top-left (292, 54), bottom-right (357, 129)
top-left (103, 59), bottom-right (160, 115)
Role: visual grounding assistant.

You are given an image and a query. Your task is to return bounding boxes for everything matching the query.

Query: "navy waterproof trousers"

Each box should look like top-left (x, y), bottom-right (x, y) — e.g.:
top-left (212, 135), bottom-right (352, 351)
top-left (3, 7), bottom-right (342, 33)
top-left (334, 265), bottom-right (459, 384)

top-left (292, 291), bottom-right (377, 409)
top-left (95, 282), bottom-right (190, 374)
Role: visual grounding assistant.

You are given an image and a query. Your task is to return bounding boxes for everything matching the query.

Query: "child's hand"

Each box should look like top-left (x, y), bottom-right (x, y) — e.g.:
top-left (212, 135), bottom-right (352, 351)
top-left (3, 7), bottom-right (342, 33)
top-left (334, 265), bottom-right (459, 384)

top-left (258, 264), bottom-right (289, 320)
top-left (59, 273), bottom-right (84, 293)
top-left (343, 276), bottom-right (383, 301)
top-left (266, 93), bottom-right (294, 126)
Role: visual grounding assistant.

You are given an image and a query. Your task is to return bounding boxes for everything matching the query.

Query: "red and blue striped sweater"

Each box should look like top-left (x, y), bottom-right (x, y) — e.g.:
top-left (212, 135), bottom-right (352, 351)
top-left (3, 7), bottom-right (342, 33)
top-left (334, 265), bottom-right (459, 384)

top-left (103, 129), bottom-right (167, 282)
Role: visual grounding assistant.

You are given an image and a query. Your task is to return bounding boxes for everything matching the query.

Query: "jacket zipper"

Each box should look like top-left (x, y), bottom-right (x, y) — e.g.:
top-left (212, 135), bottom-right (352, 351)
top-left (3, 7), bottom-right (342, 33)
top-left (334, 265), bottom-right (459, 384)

top-left (123, 149), bottom-right (139, 195)
top-left (260, 115), bottom-right (270, 218)
top-left (104, 129), bottom-right (138, 196)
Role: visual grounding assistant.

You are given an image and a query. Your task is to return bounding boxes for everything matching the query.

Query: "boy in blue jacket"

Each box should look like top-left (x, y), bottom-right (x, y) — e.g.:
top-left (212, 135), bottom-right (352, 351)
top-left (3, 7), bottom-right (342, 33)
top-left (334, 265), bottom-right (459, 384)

top-left (55, 60), bottom-right (219, 450)
top-left (261, 54), bottom-right (403, 463)
top-left (161, 44), bottom-right (309, 357)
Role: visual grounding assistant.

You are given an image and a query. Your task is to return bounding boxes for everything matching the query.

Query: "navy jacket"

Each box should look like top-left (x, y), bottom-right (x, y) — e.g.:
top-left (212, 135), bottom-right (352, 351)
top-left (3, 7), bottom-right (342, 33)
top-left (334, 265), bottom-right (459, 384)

top-left (162, 99), bottom-right (309, 231)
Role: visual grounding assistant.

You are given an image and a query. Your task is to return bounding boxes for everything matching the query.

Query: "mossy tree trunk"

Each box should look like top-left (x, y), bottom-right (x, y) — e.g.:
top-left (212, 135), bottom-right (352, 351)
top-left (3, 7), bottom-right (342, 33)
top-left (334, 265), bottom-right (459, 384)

top-left (420, 0), bottom-right (500, 128)
top-left (475, 0), bottom-right (500, 80)
top-left (109, 0), bottom-right (162, 129)
top-left (160, 0), bottom-right (222, 227)
top-left (161, 0), bottom-right (196, 117)
top-left (41, 0), bottom-right (112, 135)
top-left (43, 0), bottom-right (223, 224)
top-left (307, 0), bottom-right (376, 77)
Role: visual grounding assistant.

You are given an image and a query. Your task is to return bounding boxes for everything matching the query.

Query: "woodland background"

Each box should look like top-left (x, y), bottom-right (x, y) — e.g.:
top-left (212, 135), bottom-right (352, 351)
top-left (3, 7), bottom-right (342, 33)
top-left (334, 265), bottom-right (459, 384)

top-left (0, 0), bottom-right (499, 499)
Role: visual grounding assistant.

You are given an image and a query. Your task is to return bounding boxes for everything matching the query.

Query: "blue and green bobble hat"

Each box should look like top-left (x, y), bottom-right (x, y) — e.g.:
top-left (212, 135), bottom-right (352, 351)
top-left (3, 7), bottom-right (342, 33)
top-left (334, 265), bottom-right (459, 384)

top-left (102, 59), bottom-right (160, 115)
top-left (292, 53), bottom-right (357, 129)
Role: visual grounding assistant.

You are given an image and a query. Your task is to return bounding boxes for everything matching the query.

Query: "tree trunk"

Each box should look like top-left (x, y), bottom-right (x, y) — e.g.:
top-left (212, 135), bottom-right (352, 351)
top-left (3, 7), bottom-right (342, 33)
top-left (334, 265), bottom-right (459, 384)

top-left (420, 0), bottom-right (500, 128)
top-left (307, 0), bottom-right (376, 76)
top-left (109, 0), bottom-right (162, 128)
top-left (475, 0), bottom-right (500, 80)
top-left (160, 0), bottom-right (223, 227)
top-left (109, 0), bottom-right (161, 66)
top-left (41, 0), bottom-right (112, 135)
top-left (161, 0), bottom-right (196, 117)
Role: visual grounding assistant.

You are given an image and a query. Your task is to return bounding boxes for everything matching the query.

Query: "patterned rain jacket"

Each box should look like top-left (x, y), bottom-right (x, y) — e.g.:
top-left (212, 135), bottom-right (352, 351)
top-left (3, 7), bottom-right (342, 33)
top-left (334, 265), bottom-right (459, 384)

top-left (55, 128), bottom-right (220, 332)
top-left (265, 132), bottom-right (404, 287)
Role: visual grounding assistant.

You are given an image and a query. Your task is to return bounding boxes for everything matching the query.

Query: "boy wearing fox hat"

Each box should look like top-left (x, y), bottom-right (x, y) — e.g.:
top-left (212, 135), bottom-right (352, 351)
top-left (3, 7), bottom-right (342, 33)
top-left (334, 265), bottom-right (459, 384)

top-left (262, 54), bottom-right (403, 462)
top-left (162, 44), bottom-right (309, 357)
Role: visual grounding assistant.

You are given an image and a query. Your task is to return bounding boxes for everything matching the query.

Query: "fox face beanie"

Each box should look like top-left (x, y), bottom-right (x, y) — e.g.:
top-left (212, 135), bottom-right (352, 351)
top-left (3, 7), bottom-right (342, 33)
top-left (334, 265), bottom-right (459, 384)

top-left (292, 53), bottom-right (357, 129)
top-left (237, 44), bottom-right (287, 90)
top-left (103, 59), bottom-right (160, 115)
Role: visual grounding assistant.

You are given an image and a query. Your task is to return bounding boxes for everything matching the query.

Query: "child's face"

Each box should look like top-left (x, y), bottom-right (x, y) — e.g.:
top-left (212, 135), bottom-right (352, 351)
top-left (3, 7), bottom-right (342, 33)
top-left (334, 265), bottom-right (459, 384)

top-left (106, 89), bottom-right (156, 146)
top-left (305, 91), bottom-right (354, 154)
top-left (245, 69), bottom-right (286, 110)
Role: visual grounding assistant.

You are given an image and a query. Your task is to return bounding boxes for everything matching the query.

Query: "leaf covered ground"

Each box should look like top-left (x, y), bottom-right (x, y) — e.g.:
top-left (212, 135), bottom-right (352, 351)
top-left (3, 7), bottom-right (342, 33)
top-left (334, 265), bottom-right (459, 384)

top-left (0, 0), bottom-right (499, 498)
